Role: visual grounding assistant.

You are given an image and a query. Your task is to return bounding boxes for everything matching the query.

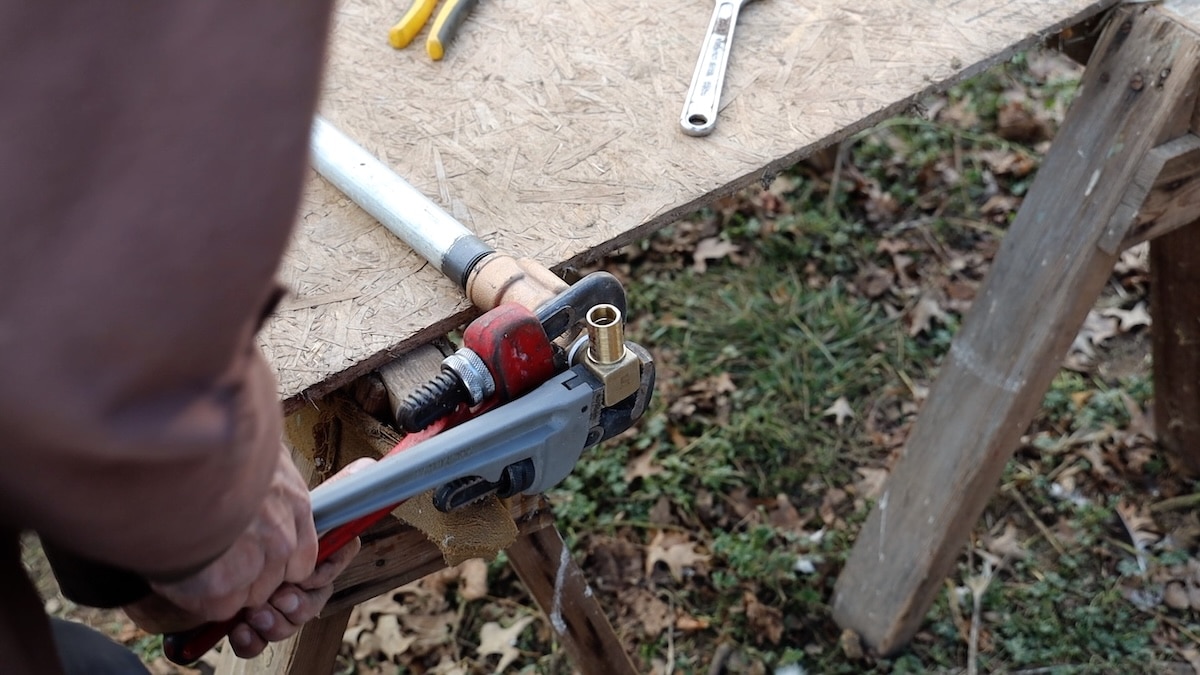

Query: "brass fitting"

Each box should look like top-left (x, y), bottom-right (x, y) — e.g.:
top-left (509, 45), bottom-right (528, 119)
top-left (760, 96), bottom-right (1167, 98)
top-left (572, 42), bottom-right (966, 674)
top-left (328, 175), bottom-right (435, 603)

top-left (465, 252), bottom-right (569, 312)
top-left (577, 304), bottom-right (642, 407)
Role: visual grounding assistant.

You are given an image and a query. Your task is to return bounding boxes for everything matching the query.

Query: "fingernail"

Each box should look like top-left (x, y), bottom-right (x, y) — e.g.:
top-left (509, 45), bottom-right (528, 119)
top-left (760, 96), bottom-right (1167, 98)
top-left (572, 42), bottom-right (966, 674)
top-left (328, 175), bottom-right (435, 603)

top-left (231, 625), bottom-right (254, 649)
top-left (277, 591), bottom-right (300, 614)
top-left (249, 609), bottom-right (274, 632)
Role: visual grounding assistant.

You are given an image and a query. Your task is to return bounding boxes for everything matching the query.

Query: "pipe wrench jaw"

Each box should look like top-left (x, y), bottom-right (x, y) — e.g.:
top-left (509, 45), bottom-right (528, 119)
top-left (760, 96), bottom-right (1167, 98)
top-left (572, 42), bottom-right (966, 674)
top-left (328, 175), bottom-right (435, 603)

top-left (432, 346), bottom-right (655, 512)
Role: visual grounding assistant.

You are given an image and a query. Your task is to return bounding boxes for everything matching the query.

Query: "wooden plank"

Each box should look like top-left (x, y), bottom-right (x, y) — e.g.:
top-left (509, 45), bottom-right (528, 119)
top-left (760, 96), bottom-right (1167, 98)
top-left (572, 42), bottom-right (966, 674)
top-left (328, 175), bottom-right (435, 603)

top-left (831, 3), bottom-right (1200, 655)
top-left (1119, 135), bottom-right (1200, 250)
top-left (261, 0), bottom-right (1122, 407)
top-left (506, 526), bottom-right (638, 675)
top-left (1151, 223), bottom-right (1200, 473)
top-left (325, 495), bottom-right (555, 612)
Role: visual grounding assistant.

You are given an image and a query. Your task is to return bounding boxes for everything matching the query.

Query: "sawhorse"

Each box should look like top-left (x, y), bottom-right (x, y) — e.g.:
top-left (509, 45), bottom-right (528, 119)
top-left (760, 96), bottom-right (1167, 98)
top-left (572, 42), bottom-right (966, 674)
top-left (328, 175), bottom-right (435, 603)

top-left (833, 0), bottom-right (1200, 654)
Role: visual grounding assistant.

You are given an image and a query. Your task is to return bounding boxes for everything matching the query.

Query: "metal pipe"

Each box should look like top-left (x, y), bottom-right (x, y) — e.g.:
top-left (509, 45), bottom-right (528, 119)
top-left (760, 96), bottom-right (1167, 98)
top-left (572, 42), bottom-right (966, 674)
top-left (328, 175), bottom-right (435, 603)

top-left (309, 116), bottom-right (493, 288)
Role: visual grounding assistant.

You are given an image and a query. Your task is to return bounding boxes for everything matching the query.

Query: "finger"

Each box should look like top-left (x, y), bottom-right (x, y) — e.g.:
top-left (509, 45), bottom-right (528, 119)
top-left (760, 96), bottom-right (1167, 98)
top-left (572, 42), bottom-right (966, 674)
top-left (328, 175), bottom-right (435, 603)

top-left (329, 457), bottom-right (377, 482)
top-left (267, 582), bottom-right (336, 627)
top-left (229, 622), bottom-right (269, 659)
top-left (299, 536), bottom-right (361, 591)
top-left (280, 458), bottom-right (319, 585)
top-left (243, 603), bottom-right (302, 644)
top-left (285, 508), bottom-right (319, 584)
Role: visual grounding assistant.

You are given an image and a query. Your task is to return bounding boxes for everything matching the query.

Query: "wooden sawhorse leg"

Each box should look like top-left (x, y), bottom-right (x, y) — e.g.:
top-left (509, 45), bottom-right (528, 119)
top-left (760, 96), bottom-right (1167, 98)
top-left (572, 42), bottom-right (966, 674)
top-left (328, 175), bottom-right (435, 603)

top-left (1152, 223), bottom-right (1200, 471)
top-left (832, 3), bottom-right (1200, 655)
top-left (507, 525), bottom-right (638, 674)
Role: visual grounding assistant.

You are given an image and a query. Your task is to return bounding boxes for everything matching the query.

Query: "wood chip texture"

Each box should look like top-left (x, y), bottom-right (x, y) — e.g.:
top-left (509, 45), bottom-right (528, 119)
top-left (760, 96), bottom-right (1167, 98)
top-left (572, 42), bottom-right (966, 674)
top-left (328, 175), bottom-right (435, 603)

top-left (261, 0), bottom-right (1120, 404)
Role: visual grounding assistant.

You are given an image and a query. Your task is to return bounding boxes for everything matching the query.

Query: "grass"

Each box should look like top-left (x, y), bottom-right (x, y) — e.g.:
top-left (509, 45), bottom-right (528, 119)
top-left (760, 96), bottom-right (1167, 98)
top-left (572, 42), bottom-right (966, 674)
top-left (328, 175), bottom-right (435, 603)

top-left (532, 50), bottom-right (1200, 674)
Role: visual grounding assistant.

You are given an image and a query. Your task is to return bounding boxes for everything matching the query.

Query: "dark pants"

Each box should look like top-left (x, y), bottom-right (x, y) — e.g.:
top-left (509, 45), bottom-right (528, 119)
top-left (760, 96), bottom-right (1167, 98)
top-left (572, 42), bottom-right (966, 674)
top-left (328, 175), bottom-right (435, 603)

top-left (50, 618), bottom-right (150, 675)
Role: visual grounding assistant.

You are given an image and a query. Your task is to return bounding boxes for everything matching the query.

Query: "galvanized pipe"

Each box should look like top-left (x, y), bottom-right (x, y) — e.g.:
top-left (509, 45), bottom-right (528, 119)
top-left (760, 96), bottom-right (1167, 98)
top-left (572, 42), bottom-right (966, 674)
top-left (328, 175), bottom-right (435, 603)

top-left (309, 116), bottom-right (493, 288)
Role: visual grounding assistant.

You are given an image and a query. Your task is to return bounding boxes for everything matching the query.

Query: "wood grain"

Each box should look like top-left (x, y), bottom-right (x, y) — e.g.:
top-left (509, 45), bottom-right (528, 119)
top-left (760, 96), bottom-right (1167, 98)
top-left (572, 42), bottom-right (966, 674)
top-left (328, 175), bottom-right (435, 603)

top-left (261, 0), bottom-right (1121, 405)
top-left (1151, 224), bottom-right (1200, 474)
top-left (507, 525), bottom-right (639, 675)
top-left (831, 3), bottom-right (1200, 654)
top-left (1120, 135), bottom-right (1200, 249)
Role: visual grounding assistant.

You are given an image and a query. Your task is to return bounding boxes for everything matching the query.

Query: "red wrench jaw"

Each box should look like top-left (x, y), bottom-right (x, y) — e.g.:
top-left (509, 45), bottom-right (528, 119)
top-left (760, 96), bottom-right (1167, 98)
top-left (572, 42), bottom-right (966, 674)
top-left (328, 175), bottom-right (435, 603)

top-left (463, 303), bottom-right (557, 402)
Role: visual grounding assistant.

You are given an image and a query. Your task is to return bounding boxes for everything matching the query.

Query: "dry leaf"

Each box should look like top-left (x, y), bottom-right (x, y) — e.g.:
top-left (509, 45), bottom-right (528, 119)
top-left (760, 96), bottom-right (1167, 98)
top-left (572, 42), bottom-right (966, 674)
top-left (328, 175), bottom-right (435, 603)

top-left (692, 237), bottom-right (739, 273)
top-left (631, 589), bottom-right (673, 637)
top-left (908, 293), bottom-right (948, 336)
top-left (819, 487), bottom-right (848, 525)
top-left (853, 467), bottom-right (889, 501)
top-left (1101, 302), bottom-right (1152, 332)
top-left (645, 530), bottom-right (711, 582)
top-left (376, 614), bottom-right (417, 661)
top-left (675, 613), bottom-right (710, 632)
top-left (1080, 444), bottom-right (1113, 479)
top-left (1164, 581), bottom-right (1190, 610)
top-left (857, 263), bottom-right (894, 298)
top-left (768, 493), bottom-right (806, 533)
top-left (997, 100), bottom-right (1050, 143)
top-left (476, 615), bottom-right (534, 673)
top-left (984, 522), bottom-right (1028, 560)
top-left (743, 591), bottom-right (783, 645)
top-left (625, 447), bottom-right (665, 482)
top-left (1115, 243), bottom-right (1149, 275)
top-left (458, 558), bottom-right (489, 601)
top-left (839, 628), bottom-right (865, 660)
top-left (823, 397), bottom-right (855, 427)
top-left (1070, 310), bottom-right (1120, 359)
top-left (1116, 499), bottom-right (1160, 576)
top-left (1178, 647), bottom-right (1200, 675)
top-left (427, 656), bottom-right (470, 675)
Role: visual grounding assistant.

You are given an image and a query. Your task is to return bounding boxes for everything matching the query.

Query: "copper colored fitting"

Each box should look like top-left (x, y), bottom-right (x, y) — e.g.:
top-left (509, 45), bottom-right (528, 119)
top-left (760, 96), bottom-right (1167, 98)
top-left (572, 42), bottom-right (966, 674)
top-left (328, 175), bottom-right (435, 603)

top-left (586, 304), bottom-right (626, 365)
top-left (465, 253), bottom-right (569, 312)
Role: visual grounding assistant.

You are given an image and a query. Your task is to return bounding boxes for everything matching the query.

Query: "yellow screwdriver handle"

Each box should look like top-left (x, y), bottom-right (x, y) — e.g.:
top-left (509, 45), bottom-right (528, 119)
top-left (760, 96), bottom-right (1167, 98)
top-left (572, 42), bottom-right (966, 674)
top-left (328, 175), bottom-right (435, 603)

top-left (388, 0), bottom-right (438, 49)
top-left (426, 0), bottom-right (480, 60)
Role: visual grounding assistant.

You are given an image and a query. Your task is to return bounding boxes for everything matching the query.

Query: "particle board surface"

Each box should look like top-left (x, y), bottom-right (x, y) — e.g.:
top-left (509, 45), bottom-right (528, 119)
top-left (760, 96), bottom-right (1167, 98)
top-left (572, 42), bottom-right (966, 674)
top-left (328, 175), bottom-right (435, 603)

top-left (262, 0), bottom-right (1119, 405)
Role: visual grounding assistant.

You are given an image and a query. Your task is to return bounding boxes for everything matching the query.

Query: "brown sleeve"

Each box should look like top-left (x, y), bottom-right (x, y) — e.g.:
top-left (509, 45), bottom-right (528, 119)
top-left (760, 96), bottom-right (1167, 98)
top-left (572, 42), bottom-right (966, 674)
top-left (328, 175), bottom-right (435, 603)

top-left (0, 0), bottom-right (334, 578)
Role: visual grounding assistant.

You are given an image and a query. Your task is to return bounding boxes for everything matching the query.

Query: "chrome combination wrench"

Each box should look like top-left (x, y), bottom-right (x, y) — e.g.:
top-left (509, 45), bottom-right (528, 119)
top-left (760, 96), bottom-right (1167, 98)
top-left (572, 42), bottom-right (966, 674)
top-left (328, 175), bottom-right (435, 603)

top-left (680, 0), bottom-right (756, 137)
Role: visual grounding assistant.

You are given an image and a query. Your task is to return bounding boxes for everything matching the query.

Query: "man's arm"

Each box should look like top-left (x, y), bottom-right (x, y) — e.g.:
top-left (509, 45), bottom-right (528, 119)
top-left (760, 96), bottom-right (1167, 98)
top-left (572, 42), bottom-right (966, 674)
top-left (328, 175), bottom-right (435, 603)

top-left (0, 0), bottom-right (334, 578)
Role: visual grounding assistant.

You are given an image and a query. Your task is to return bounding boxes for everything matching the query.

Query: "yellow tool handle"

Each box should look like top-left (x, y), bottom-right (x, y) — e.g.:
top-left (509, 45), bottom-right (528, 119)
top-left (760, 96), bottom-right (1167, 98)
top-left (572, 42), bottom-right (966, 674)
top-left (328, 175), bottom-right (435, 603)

top-left (426, 0), bottom-right (480, 60)
top-left (388, 0), bottom-right (438, 49)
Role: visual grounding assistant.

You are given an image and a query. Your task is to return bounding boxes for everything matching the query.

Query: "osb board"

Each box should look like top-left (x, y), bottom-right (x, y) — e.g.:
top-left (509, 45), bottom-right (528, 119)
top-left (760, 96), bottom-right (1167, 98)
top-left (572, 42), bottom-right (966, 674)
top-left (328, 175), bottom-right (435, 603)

top-left (262, 0), bottom-right (1119, 406)
top-left (1166, 0), bottom-right (1200, 28)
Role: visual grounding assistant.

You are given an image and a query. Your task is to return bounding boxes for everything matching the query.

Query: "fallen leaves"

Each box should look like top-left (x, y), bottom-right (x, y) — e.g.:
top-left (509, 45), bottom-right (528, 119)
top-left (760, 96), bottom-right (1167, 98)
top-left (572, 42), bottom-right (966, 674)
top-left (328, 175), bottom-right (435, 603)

top-left (983, 522), bottom-right (1029, 562)
top-left (624, 446), bottom-right (664, 482)
top-left (667, 371), bottom-right (737, 427)
top-left (341, 559), bottom-right (510, 669)
top-left (908, 292), bottom-right (949, 337)
top-left (742, 591), bottom-right (784, 645)
top-left (823, 396), bottom-right (855, 427)
top-left (1117, 499), bottom-right (1161, 575)
top-left (645, 530), bottom-right (711, 582)
top-left (692, 237), bottom-right (741, 273)
top-left (476, 616), bottom-right (535, 673)
top-left (852, 467), bottom-right (890, 502)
